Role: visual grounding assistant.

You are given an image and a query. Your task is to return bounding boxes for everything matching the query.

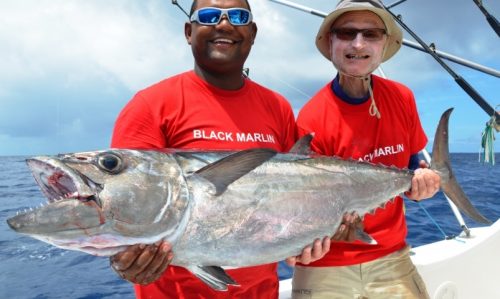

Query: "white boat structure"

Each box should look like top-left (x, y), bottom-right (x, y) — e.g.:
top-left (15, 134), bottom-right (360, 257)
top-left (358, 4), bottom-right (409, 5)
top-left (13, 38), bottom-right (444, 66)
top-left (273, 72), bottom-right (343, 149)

top-left (278, 219), bottom-right (500, 299)
top-left (267, 0), bottom-right (500, 298)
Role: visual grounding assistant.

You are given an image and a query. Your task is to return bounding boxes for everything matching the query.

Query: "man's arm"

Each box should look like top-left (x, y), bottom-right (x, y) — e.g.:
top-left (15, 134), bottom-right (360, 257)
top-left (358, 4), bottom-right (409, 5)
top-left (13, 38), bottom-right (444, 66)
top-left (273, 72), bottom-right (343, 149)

top-left (110, 94), bottom-right (173, 285)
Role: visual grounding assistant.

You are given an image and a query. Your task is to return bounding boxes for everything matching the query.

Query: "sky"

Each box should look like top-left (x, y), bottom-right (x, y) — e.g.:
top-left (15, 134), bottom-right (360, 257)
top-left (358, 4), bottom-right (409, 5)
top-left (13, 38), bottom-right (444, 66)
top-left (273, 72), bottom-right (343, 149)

top-left (0, 0), bottom-right (499, 156)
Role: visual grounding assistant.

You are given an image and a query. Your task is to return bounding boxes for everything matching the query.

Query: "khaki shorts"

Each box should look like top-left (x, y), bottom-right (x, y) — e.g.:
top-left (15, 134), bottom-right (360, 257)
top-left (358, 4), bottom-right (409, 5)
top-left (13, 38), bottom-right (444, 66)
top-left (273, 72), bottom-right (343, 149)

top-left (291, 246), bottom-right (429, 299)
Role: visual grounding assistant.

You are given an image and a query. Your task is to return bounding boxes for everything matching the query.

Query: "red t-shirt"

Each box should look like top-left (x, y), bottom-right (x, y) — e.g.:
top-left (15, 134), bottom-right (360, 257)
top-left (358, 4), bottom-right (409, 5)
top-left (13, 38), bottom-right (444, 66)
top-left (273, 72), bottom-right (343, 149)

top-left (296, 75), bottom-right (427, 266)
top-left (111, 70), bottom-right (296, 299)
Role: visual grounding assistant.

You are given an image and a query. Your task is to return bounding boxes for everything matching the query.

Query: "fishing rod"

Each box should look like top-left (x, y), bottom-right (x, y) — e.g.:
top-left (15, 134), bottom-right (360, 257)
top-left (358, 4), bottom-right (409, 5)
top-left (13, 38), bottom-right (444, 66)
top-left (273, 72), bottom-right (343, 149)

top-left (172, 0), bottom-right (189, 18)
top-left (382, 4), bottom-right (500, 125)
top-left (472, 0), bottom-right (500, 37)
top-left (268, 0), bottom-right (500, 126)
top-left (385, 0), bottom-right (408, 9)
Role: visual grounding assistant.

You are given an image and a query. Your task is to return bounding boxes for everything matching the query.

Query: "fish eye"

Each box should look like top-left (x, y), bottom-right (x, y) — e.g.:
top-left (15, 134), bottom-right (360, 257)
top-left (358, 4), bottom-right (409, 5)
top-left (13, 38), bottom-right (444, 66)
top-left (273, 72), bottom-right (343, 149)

top-left (97, 153), bottom-right (124, 174)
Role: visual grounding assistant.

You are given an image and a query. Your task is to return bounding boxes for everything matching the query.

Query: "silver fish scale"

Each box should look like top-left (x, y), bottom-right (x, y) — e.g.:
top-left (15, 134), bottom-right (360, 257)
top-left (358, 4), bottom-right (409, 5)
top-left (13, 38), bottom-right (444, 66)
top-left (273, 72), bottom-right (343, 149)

top-left (172, 153), bottom-right (413, 267)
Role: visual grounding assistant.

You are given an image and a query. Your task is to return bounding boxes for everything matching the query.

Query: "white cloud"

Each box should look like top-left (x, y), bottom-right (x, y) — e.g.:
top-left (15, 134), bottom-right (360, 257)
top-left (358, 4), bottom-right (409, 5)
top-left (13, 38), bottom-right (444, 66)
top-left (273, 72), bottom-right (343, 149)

top-left (0, 0), bottom-right (498, 155)
top-left (0, 0), bottom-right (191, 93)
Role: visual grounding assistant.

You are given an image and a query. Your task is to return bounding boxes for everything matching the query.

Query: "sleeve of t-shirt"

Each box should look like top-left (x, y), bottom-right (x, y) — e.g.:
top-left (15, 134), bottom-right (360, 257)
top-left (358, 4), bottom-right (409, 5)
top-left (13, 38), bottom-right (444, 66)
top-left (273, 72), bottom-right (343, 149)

top-left (110, 93), bottom-right (166, 149)
top-left (281, 101), bottom-right (298, 152)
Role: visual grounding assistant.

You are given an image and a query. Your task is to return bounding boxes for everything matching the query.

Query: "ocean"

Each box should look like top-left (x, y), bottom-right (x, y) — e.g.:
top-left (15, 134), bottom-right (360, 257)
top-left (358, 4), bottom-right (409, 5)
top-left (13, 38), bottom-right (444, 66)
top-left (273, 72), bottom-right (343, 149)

top-left (1, 153), bottom-right (498, 299)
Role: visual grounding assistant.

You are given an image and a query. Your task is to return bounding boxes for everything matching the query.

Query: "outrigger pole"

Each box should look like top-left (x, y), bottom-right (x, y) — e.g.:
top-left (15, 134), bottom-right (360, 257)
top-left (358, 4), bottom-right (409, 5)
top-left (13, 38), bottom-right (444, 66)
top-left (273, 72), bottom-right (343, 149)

top-left (382, 3), bottom-right (500, 125)
top-left (268, 0), bottom-right (500, 125)
top-left (472, 0), bottom-right (500, 37)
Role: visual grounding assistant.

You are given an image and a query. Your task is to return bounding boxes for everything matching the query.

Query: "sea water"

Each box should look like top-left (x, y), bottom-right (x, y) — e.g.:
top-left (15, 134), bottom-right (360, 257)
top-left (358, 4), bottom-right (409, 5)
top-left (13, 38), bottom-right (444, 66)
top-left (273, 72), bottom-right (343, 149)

top-left (1, 153), bottom-right (498, 299)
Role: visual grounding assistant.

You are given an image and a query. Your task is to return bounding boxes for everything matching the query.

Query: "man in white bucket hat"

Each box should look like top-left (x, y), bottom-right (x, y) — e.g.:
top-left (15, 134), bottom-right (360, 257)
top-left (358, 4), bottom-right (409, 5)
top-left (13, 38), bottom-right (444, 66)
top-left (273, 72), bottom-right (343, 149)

top-left (293, 0), bottom-right (440, 298)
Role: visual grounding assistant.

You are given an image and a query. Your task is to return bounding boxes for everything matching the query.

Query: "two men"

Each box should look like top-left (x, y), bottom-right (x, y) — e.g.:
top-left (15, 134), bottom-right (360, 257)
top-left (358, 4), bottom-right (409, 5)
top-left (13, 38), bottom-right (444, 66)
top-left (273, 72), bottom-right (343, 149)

top-left (111, 0), bottom-right (439, 298)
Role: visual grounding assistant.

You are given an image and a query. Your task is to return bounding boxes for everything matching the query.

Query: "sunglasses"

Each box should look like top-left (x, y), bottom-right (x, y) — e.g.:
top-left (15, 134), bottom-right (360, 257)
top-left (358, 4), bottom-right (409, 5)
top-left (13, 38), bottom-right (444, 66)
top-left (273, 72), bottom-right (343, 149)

top-left (190, 7), bottom-right (253, 26)
top-left (331, 28), bottom-right (387, 41)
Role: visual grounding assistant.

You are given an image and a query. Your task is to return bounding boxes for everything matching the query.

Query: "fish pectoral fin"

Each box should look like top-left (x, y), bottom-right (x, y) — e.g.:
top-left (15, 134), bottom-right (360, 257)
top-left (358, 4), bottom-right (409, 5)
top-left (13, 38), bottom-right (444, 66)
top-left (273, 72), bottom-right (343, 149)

top-left (195, 148), bottom-right (277, 196)
top-left (187, 265), bottom-right (240, 291)
top-left (355, 228), bottom-right (377, 245)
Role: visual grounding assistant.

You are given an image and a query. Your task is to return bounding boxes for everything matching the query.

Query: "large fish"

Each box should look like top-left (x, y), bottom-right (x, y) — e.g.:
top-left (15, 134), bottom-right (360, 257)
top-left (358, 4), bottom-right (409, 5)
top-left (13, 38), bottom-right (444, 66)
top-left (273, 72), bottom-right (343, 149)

top-left (7, 108), bottom-right (490, 290)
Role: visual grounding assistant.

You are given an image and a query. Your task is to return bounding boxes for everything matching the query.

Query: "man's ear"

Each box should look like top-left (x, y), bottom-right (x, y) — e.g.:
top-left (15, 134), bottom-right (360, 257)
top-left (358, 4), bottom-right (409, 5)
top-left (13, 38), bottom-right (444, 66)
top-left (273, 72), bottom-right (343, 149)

top-left (328, 33), bottom-right (334, 58)
top-left (250, 22), bottom-right (257, 44)
top-left (185, 22), bottom-right (192, 45)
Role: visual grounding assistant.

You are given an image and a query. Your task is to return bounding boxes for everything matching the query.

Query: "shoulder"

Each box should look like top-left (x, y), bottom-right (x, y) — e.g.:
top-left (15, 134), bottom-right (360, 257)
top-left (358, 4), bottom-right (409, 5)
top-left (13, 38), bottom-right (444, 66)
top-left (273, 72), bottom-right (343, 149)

top-left (246, 78), bottom-right (285, 99)
top-left (137, 71), bottom-right (191, 98)
top-left (125, 71), bottom-right (196, 112)
top-left (372, 75), bottom-right (413, 97)
top-left (245, 78), bottom-right (293, 110)
top-left (299, 82), bottom-right (333, 115)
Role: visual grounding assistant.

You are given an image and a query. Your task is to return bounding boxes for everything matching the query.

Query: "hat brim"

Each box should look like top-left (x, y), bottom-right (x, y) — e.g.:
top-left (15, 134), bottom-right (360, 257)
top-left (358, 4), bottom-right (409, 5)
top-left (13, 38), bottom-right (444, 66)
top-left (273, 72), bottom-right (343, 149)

top-left (316, 6), bottom-right (402, 62)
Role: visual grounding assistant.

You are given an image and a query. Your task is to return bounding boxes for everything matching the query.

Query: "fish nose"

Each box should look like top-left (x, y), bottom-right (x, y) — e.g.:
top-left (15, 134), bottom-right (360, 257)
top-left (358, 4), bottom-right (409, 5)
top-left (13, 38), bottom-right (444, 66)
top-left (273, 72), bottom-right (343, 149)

top-left (6, 214), bottom-right (26, 232)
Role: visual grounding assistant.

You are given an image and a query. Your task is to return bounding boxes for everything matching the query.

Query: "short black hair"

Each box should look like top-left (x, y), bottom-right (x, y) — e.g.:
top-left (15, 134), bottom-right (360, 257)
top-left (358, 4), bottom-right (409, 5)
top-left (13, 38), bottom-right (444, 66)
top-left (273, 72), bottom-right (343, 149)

top-left (189, 0), bottom-right (252, 17)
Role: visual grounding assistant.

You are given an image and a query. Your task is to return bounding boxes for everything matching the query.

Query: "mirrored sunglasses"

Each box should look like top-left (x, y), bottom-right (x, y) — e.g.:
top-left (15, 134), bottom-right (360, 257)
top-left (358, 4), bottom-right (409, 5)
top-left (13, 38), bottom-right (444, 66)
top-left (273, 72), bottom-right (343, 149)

top-left (331, 28), bottom-right (387, 41)
top-left (190, 7), bottom-right (253, 26)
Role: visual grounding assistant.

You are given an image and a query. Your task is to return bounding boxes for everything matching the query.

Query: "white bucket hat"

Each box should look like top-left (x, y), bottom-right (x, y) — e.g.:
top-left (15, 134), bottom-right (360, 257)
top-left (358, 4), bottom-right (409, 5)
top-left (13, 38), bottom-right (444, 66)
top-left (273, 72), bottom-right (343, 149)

top-left (316, 0), bottom-right (403, 62)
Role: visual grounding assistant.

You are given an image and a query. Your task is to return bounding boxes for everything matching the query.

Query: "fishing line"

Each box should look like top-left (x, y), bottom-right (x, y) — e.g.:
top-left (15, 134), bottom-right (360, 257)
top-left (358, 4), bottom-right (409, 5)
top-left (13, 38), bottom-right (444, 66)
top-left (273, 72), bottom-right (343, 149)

top-left (416, 202), bottom-right (451, 240)
top-left (268, 74), bottom-right (312, 99)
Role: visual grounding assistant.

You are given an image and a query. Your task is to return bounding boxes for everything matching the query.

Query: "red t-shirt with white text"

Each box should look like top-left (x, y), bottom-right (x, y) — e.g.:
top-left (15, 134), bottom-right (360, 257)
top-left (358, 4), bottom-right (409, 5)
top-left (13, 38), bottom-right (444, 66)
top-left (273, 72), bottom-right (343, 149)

top-left (111, 70), bottom-right (297, 298)
top-left (296, 75), bottom-right (427, 266)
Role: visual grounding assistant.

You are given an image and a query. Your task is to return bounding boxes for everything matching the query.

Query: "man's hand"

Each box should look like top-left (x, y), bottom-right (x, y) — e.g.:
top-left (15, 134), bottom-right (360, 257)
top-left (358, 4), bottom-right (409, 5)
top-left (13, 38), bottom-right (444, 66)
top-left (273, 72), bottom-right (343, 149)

top-left (332, 212), bottom-right (363, 242)
top-left (405, 160), bottom-right (441, 201)
top-left (110, 241), bottom-right (173, 285)
top-left (285, 236), bottom-right (331, 266)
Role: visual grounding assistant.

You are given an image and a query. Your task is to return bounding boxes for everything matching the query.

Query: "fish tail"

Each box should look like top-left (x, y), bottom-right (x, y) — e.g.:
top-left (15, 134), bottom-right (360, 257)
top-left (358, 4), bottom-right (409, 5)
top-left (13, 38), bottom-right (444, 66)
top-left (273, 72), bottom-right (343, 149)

top-left (430, 108), bottom-right (491, 224)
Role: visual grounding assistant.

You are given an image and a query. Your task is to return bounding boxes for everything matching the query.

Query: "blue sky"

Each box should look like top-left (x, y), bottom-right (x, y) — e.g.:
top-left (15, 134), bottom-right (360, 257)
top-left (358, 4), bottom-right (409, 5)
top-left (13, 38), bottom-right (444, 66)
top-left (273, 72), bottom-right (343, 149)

top-left (0, 0), bottom-right (499, 156)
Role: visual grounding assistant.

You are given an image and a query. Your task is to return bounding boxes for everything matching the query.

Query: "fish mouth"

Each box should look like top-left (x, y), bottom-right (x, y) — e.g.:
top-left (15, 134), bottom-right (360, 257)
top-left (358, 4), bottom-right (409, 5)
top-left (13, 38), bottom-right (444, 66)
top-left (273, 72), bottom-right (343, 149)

top-left (26, 157), bottom-right (101, 206)
top-left (7, 157), bottom-right (104, 234)
top-left (6, 157), bottom-right (121, 255)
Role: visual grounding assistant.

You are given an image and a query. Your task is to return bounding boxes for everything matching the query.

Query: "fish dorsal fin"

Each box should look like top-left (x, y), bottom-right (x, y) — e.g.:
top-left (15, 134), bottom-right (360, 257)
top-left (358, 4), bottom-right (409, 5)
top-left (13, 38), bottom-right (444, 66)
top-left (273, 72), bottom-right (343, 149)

top-left (289, 133), bottom-right (315, 155)
top-left (187, 265), bottom-right (240, 291)
top-left (195, 148), bottom-right (277, 196)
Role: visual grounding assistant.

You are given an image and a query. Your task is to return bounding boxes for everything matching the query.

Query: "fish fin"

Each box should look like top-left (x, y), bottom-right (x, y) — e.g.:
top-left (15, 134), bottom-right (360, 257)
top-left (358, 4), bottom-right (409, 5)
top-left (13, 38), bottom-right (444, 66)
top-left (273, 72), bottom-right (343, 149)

top-left (355, 228), bottom-right (378, 245)
top-left (288, 133), bottom-right (315, 155)
top-left (195, 148), bottom-right (277, 196)
top-left (431, 108), bottom-right (491, 224)
top-left (187, 265), bottom-right (239, 291)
